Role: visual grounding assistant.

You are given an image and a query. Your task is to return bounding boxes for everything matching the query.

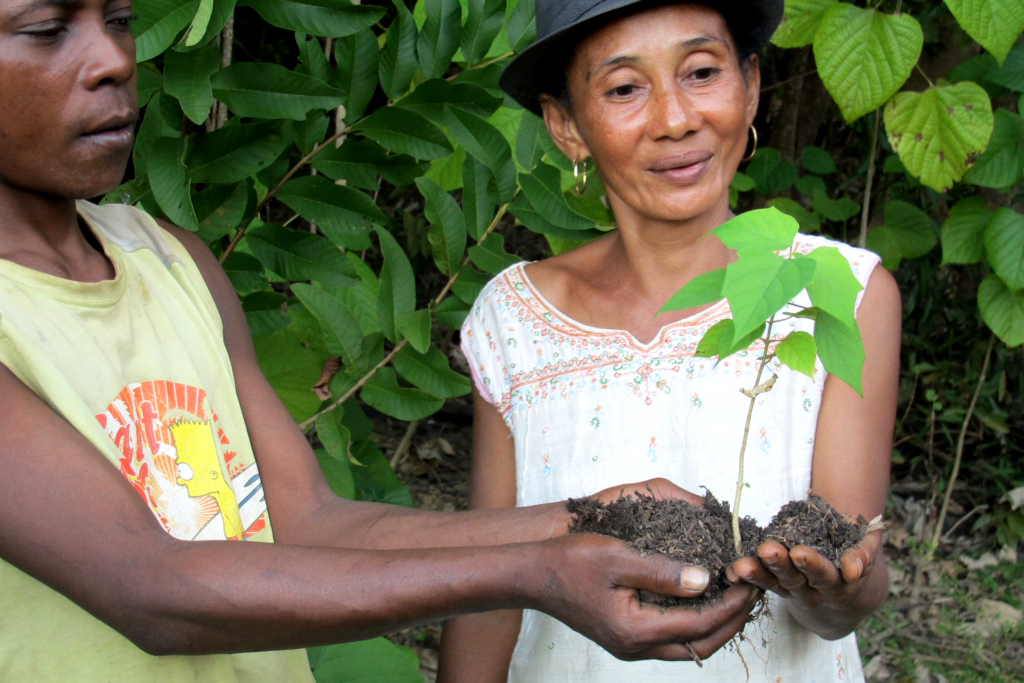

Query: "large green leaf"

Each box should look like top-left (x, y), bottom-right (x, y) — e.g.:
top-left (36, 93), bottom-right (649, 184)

top-left (180, 0), bottom-right (237, 50)
top-left (315, 409), bottom-right (355, 467)
top-left (163, 42), bottom-right (220, 125)
top-left (518, 164), bottom-right (594, 231)
top-left (814, 310), bottom-right (864, 395)
top-left (242, 291), bottom-right (290, 337)
top-left (468, 233), bottom-right (521, 273)
top-left (507, 0), bottom-right (536, 53)
top-left (814, 4), bottom-right (923, 123)
top-left (772, 0), bottom-right (837, 48)
top-left (149, 137), bottom-right (198, 232)
top-left (183, 0), bottom-right (215, 47)
top-left (362, 367), bottom-right (444, 420)
top-left (187, 121), bottom-right (288, 183)
top-left (804, 246), bottom-right (863, 331)
top-left (354, 107), bottom-right (453, 160)
top-left (775, 330), bottom-right (818, 379)
top-left (134, 0), bottom-right (199, 63)
top-left (247, 223), bottom-right (357, 288)
top-left (394, 345), bottom-right (471, 398)
top-left (978, 273), bottom-right (1024, 347)
top-left (416, 178), bottom-right (467, 276)
top-left (292, 284), bottom-right (368, 372)
top-left (296, 33), bottom-right (333, 84)
top-left (315, 446), bottom-right (356, 499)
top-left (865, 225), bottom-right (903, 270)
top-left (801, 146), bottom-right (838, 174)
top-left (694, 319), bottom-right (766, 361)
top-left (985, 44), bottom-right (1024, 92)
top-left (462, 0), bottom-right (505, 65)
top-left (768, 197), bottom-right (822, 234)
top-left (883, 200), bottom-right (937, 260)
top-left (222, 252), bottom-right (268, 296)
top-left (445, 105), bottom-right (517, 203)
top-left (884, 81), bottom-right (994, 192)
top-left (253, 308), bottom-right (329, 422)
top-left (396, 80), bottom-right (503, 126)
top-left (943, 0), bottom-right (1024, 66)
top-left (194, 181), bottom-right (250, 241)
top-left (508, 193), bottom-right (604, 241)
top-left (722, 251), bottom-right (816, 344)
top-left (311, 139), bottom-right (427, 190)
top-left (941, 195), bottom-right (990, 265)
top-left (964, 108), bottom-right (1024, 189)
top-left (812, 189), bottom-right (860, 222)
top-left (397, 310), bottom-right (432, 354)
top-left (417, 0), bottom-right (462, 79)
top-left (746, 147), bottom-right (798, 195)
top-left (309, 638), bottom-right (423, 683)
top-left (242, 0), bottom-right (383, 37)
top-left (212, 63), bottom-right (345, 120)
top-left (335, 28), bottom-right (380, 123)
top-left (515, 112), bottom-right (546, 172)
top-left (659, 269), bottom-right (725, 313)
top-left (985, 208), bottom-right (1024, 292)
top-left (462, 155), bottom-right (498, 240)
top-left (712, 207), bottom-right (798, 253)
top-left (380, 2), bottom-right (419, 100)
top-left (376, 227), bottom-right (417, 342)
top-left (278, 176), bottom-right (384, 246)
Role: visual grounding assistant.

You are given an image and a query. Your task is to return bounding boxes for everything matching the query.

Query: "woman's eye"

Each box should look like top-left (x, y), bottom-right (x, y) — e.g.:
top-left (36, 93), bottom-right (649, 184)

top-left (22, 23), bottom-right (66, 40)
top-left (606, 84), bottom-right (636, 98)
top-left (109, 13), bottom-right (137, 31)
top-left (692, 68), bottom-right (719, 81)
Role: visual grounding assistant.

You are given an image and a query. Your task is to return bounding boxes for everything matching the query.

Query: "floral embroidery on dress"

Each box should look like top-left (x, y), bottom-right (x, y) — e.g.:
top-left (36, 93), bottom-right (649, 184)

top-left (646, 435), bottom-right (658, 463)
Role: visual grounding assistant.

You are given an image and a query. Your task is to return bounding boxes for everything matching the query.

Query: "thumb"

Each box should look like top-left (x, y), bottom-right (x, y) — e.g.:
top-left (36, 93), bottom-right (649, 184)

top-left (618, 552), bottom-right (712, 599)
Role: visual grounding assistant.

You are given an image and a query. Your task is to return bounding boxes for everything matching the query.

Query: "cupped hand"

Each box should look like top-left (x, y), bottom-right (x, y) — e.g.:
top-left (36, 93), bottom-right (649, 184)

top-left (726, 529), bottom-right (882, 611)
top-left (592, 477), bottom-right (704, 507)
top-left (536, 533), bottom-right (758, 662)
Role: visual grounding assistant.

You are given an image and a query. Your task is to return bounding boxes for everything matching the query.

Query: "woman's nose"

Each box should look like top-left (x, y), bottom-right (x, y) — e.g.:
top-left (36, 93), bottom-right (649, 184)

top-left (648, 86), bottom-right (701, 140)
top-left (81, 22), bottom-right (136, 91)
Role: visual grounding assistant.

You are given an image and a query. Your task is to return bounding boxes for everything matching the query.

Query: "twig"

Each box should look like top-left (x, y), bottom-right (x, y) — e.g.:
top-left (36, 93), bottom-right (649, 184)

top-left (760, 68), bottom-right (818, 94)
top-left (390, 419), bottom-right (420, 468)
top-left (927, 336), bottom-right (995, 561)
top-left (859, 109), bottom-right (881, 249)
top-left (940, 504), bottom-right (989, 542)
top-left (215, 13), bottom-right (234, 130)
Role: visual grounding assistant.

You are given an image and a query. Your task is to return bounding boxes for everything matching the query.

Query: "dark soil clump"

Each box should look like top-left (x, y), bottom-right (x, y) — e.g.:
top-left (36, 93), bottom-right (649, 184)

top-left (763, 494), bottom-right (866, 567)
top-left (567, 491), bottom-right (762, 607)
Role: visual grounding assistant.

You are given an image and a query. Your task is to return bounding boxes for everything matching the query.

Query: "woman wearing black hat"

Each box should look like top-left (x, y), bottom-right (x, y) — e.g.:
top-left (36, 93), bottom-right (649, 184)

top-left (443, 1), bottom-right (900, 681)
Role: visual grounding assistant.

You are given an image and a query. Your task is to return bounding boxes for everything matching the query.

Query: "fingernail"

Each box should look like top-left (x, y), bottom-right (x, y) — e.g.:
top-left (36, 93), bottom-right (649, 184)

top-left (680, 566), bottom-right (710, 592)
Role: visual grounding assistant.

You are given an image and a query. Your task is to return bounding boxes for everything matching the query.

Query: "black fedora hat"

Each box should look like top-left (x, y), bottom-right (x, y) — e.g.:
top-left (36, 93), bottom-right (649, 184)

top-left (499, 0), bottom-right (784, 117)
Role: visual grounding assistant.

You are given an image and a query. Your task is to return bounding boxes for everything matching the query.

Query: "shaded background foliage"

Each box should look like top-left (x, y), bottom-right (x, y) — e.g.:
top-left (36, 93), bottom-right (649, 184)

top-left (112, 0), bottom-right (1024, 679)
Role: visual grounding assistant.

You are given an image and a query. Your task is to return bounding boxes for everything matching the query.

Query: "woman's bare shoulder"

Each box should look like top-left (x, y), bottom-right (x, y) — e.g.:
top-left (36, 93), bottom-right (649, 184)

top-left (523, 233), bottom-right (617, 301)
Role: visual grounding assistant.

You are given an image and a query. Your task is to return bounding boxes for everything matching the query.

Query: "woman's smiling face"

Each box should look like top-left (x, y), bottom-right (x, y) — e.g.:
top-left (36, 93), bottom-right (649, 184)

top-left (544, 3), bottom-right (759, 228)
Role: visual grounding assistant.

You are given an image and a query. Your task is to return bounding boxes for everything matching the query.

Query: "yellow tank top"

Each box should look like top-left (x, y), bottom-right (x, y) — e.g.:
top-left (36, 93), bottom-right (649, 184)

top-left (0, 201), bottom-right (313, 682)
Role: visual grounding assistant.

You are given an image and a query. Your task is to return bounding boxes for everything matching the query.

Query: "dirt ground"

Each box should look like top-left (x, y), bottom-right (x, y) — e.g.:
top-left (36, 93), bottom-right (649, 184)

top-left (373, 390), bottom-right (1024, 683)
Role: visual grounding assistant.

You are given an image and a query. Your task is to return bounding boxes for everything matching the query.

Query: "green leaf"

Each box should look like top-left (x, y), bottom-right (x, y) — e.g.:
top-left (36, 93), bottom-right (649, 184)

top-left (379, 2), bottom-right (419, 100)
top-left (801, 146), bottom-right (838, 174)
top-left (149, 137), bottom-right (198, 232)
top-left (242, 291), bottom-right (290, 337)
top-left (659, 269), bottom-right (725, 313)
top-left (746, 147), bottom-right (798, 195)
top-left (814, 4), bottom-right (923, 123)
top-left (315, 407), bottom-right (356, 465)
top-left (188, 121), bottom-right (289, 183)
top-left (941, 195), bottom-right (990, 265)
top-left (795, 174), bottom-right (828, 198)
top-left (194, 181), bottom-right (250, 242)
top-left (296, 34), bottom-right (333, 85)
top-left (507, 0), bottom-right (536, 53)
top-left (397, 80), bottom-right (503, 126)
top-left (884, 200), bottom-right (937, 260)
top-left (223, 252), bottom-right (268, 296)
top-left (451, 266), bottom-right (491, 304)
top-left (775, 331), bottom-right (818, 379)
top-left (136, 63), bottom-right (164, 107)
top-left (278, 176), bottom-right (384, 245)
top-left (417, 178), bottom-right (467, 276)
top-left (468, 233), bottom-right (521, 273)
top-left (772, 0), bottom-right (837, 48)
top-left (292, 284), bottom-right (368, 372)
top-left (865, 225), bottom-right (904, 270)
top-left (508, 193), bottom-right (604, 242)
top-left (723, 252), bottom-right (816, 344)
top-left (985, 208), bottom-right (1024, 291)
top-left (394, 345), bottom-right (471, 398)
top-left (884, 81), bottom-right (994, 193)
top-left (183, 0), bottom-right (215, 46)
top-left (694, 319), bottom-right (765, 361)
top-left (397, 310), bottom-right (432, 354)
top-left (943, 0), bottom-right (1024, 66)
top-left (964, 108), bottom-right (1024, 189)
top-left (712, 207), bottom-right (799, 253)
top-left (335, 28), bottom-right (380, 123)
top-left (212, 63), bottom-right (345, 120)
top-left (518, 164), bottom-right (595, 231)
top-left (362, 367), bottom-right (444, 420)
top-left (978, 273), bottom-right (1024, 346)
top-left (241, 0), bottom-right (383, 38)
top-left (308, 638), bottom-right (423, 683)
top-left (812, 189), bottom-right (860, 222)
top-left (804, 246), bottom-right (863, 330)
top-left (134, 0), bottom-right (199, 63)
top-left (731, 171), bottom-right (755, 193)
top-left (463, 155), bottom-right (498, 240)
top-left (515, 112), bottom-right (546, 172)
top-left (181, 0), bottom-right (237, 50)
top-left (311, 139), bottom-right (426, 190)
top-left (163, 42), bottom-right (220, 125)
top-left (247, 223), bottom-right (357, 288)
top-left (950, 53), bottom-right (1010, 100)
top-left (815, 310), bottom-right (864, 395)
top-left (349, 440), bottom-right (413, 505)
top-left (985, 44), bottom-right (1024, 92)
top-left (354, 107), bottom-right (453, 160)
top-left (435, 296), bottom-right (470, 329)
top-left (768, 197), bottom-right (822, 234)
top-left (462, 0), bottom-right (505, 65)
top-left (445, 105), bottom-right (517, 203)
top-left (254, 308), bottom-right (329, 422)
top-left (417, 0), bottom-right (461, 79)
top-left (376, 227), bottom-right (417, 342)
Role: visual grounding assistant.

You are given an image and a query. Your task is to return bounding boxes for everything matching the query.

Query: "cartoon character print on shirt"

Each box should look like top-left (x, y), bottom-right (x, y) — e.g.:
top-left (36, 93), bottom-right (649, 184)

top-left (95, 380), bottom-right (267, 541)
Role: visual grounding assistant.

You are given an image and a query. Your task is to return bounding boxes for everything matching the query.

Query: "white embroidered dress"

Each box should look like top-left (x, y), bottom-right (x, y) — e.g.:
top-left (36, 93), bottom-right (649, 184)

top-left (460, 234), bottom-right (880, 683)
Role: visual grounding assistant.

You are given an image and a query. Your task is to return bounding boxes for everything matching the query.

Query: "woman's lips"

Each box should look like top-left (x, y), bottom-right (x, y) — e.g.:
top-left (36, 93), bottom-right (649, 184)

top-left (82, 124), bottom-right (135, 149)
top-left (648, 152), bottom-right (713, 184)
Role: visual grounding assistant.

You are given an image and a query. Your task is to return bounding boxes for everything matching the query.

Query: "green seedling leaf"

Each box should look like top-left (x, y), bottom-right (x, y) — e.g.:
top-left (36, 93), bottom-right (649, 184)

top-left (242, 291), bottom-right (289, 337)
top-left (943, 0), bottom-right (1024, 66)
top-left (445, 106), bottom-right (517, 203)
top-left (814, 4), bottom-right (922, 123)
top-left (978, 273), bottom-right (1024, 346)
top-left (278, 176), bottom-right (384, 246)
top-left (815, 310), bottom-right (864, 395)
top-left (354, 107), bottom-right (453, 160)
top-left (518, 164), bottom-right (595, 231)
top-left (769, 198), bottom-right (822, 234)
top-left (397, 80), bottom-right (502, 125)
top-left (397, 310), bottom-right (432, 354)
top-left (362, 367), bottom-right (444, 420)
top-left (712, 207), bottom-right (799, 252)
top-left (985, 208), bottom-right (1024, 292)
top-left (942, 195), bottom-right (991, 265)
top-left (772, 0), bottom-right (837, 48)
top-left (722, 251), bottom-right (816, 346)
top-left (884, 200), bottom-right (937, 260)
top-left (417, 178), bottom-right (467, 276)
top-left (463, 155), bottom-right (498, 241)
top-left (695, 319), bottom-right (766, 361)
top-left (212, 63), bottom-right (345, 120)
top-left (805, 246), bottom-right (863, 330)
top-left (746, 147), bottom-right (798, 195)
top-left (964, 108), bottom-right (1024, 189)
top-left (376, 226), bottom-right (417, 342)
top-left (394, 345), bottom-right (471, 398)
top-left (292, 284), bottom-right (368, 373)
top-left (149, 137), bottom-right (198, 232)
top-left (417, 0), bottom-right (461, 79)
top-left (163, 41), bottom-right (220, 125)
top-left (188, 121), bottom-right (288, 183)
top-left (242, 0), bottom-right (383, 37)
top-left (801, 146), bottom-right (837, 174)
top-left (776, 331), bottom-right (817, 379)
top-left (335, 28), bottom-right (380, 124)
top-left (659, 269), bottom-right (725, 313)
top-left (468, 233), bottom-right (521, 273)
top-left (379, 1), bottom-right (418, 100)
top-left (248, 223), bottom-right (357, 288)
top-left (884, 81), bottom-right (994, 193)
top-left (134, 0), bottom-right (200, 63)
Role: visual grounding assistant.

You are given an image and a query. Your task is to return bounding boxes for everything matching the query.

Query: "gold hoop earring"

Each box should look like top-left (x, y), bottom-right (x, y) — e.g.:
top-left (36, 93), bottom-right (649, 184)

top-left (573, 157), bottom-right (588, 195)
top-left (742, 126), bottom-right (758, 162)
